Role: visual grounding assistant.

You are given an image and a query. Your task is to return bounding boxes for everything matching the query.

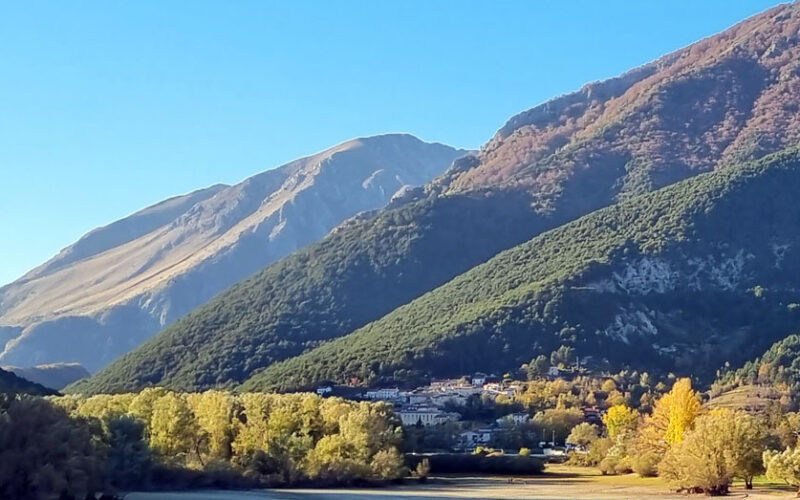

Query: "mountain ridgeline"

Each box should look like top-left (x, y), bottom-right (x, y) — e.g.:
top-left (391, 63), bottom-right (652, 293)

top-left (243, 148), bottom-right (800, 391)
top-left (0, 134), bottom-right (465, 372)
top-left (72, 3), bottom-right (800, 394)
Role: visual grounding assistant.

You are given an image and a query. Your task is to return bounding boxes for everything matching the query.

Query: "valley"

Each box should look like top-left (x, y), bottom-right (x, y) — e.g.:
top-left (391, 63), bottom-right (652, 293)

top-left (5, 2), bottom-right (800, 499)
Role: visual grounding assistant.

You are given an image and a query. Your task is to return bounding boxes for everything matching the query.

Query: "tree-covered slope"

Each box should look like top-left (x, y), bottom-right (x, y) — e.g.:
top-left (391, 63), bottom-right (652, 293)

top-left (714, 334), bottom-right (800, 393)
top-left (68, 188), bottom-right (571, 394)
top-left (0, 367), bottom-right (57, 396)
top-left (244, 148), bottom-right (800, 391)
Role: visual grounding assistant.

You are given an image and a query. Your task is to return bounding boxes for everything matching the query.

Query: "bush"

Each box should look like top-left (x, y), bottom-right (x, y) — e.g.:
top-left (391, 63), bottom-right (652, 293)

top-left (631, 453), bottom-right (659, 477)
top-left (415, 459), bottom-right (430, 483)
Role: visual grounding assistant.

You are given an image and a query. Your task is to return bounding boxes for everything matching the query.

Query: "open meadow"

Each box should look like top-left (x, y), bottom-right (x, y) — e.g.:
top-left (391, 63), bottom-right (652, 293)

top-left (125, 466), bottom-right (798, 500)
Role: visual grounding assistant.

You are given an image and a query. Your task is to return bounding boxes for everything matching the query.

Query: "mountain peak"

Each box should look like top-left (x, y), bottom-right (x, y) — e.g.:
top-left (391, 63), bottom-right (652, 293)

top-left (0, 135), bottom-right (464, 372)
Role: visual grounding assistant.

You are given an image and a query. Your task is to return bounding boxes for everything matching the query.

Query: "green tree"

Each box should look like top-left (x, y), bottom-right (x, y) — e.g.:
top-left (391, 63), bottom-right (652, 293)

top-left (0, 396), bottom-right (106, 500)
top-left (528, 355), bottom-right (551, 379)
top-left (566, 422), bottom-right (598, 449)
top-left (550, 345), bottom-right (575, 369)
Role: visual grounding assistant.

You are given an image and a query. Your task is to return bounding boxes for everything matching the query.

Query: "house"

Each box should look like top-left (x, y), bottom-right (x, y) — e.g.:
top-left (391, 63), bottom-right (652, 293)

top-left (397, 406), bottom-right (460, 427)
top-left (459, 428), bottom-right (495, 448)
top-left (364, 388), bottom-right (401, 401)
top-left (430, 378), bottom-right (461, 391)
top-left (471, 372), bottom-right (488, 386)
top-left (583, 406), bottom-right (603, 426)
top-left (316, 386), bottom-right (333, 396)
top-left (431, 391), bottom-right (474, 408)
top-left (495, 412), bottom-right (531, 426)
top-left (548, 366), bottom-right (562, 377)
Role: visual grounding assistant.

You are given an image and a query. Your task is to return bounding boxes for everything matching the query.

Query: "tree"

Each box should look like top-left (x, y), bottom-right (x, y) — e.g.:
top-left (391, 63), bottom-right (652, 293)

top-left (603, 404), bottom-right (639, 439)
top-left (104, 416), bottom-right (152, 490)
top-left (566, 422), bottom-right (598, 449)
top-left (0, 396), bottom-right (106, 500)
top-left (550, 345), bottom-right (575, 369)
top-left (370, 448), bottom-right (406, 480)
top-left (533, 408), bottom-right (584, 444)
top-left (664, 378), bottom-right (701, 446)
top-left (187, 390), bottom-right (235, 460)
top-left (415, 458), bottom-right (431, 482)
top-left (528, 355), bottom-right (550, 379)
top-left (659, 410), bottom-right (765, 495)
top-left (638, 378), bottom-right (700, 456)
top-left (764, 447), bottom-right (800, 496)
top-left (149, 392), bottom-right (199, 461)
top-left (601, 379), bottom-right (617, 393)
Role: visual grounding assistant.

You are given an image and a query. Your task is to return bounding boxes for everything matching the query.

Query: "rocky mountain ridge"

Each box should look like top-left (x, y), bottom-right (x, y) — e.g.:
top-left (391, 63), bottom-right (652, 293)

top-left (0, 134), bottom-right (465, 371)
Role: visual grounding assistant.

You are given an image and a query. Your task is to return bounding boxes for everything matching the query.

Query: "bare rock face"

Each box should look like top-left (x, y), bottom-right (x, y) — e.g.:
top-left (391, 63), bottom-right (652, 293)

top-left (0, 134), bottom-right (466, 372)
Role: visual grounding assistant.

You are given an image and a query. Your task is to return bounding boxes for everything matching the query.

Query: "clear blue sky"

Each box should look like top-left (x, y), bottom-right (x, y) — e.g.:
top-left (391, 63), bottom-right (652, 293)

top-left (0, 0), bottom-right (783, 286)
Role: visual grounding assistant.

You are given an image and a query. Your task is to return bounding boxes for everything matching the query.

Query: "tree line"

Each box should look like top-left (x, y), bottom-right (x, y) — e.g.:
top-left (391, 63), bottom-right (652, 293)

top-left (0, 390), bottom-right (407, 500)
top-left (566, 377), bottom-right (800, 496)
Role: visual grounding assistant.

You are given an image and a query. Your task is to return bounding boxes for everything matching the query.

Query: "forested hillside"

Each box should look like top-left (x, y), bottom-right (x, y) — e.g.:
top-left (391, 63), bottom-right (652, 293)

top-left (714, 334), bottom-right (800, 394)
top-left (0, 367), bottom-right (56, 396)
top-left (69, 189), bottom-right (560, 393)
top-left (244, 148), bottom-right (800, 391)
top-left (73, 3), bottom-right (800, 395)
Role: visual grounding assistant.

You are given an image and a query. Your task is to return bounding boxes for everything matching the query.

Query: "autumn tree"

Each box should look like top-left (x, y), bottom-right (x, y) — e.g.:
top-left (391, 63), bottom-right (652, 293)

top-left (603, 404), bottom-right (639, 439)
top-left (659, 410), bottom-right (765, 494)
top-left (638, 378), bottom-right (700, 456)
top-left (149, 392), bottom-right (200, 461)
top-left (764, 447), bottom-right (800, 496)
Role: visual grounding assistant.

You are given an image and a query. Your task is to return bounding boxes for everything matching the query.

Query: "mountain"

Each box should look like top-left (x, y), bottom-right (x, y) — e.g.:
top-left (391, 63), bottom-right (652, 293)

top-left (0, 367), bottom-right (56, 396)
top-left (0, 134), bottom-right (465, 372)
top-left (72, 3), bottom-right (800, 394)
top-left (3, 363), bottom-right (90, 391)
top-left (242, 148), bottom-right (800, 391)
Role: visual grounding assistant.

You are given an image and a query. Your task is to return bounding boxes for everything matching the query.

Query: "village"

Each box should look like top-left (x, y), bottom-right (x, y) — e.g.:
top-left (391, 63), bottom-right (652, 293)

top-left (315, 368), bottom-right (605, 456)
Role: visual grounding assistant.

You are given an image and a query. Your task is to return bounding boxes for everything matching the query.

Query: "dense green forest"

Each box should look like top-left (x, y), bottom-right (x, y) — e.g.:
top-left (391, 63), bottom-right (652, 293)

top-left (0, 367), bottom-right (56, 396)
top-left (69, 185), bottom-right (573, 394)
top-left (242, 148), bottom-right (800, 391)
top-left (713, 334), bottom-right (800, 397)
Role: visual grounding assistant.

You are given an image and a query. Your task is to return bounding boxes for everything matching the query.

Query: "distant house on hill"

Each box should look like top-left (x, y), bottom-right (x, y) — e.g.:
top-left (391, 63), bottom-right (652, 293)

top-left (397, 406), bottom-right (459, 427)
top-left (364, 388), bottom-right (401, 401)
top-left (471, 372), bottom-right (488, 386)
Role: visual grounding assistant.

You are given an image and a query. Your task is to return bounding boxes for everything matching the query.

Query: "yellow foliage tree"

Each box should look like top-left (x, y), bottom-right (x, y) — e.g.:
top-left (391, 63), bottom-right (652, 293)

top-left (603, 404), bottom-right (639, 438)
top-left (638, 378), bottom-right (700, 456)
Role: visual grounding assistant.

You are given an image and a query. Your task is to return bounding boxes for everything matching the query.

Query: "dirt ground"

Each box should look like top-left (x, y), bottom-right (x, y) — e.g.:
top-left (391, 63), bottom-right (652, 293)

top-left (124, 465), bottom-right (797, 500)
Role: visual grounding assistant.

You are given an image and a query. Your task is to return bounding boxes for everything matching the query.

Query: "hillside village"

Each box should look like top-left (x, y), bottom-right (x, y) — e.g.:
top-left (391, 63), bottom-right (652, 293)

top-left (315, 368), bottom-right (606, 454)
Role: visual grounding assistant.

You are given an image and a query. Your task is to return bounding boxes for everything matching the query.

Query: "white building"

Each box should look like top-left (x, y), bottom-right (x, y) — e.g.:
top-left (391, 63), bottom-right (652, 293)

top-left (471, 373), bottom-right (488, 386)
top-left (397, 406), bottom-right (459, 427)
top-left (364, 388), bottom-right (401, 400)
top-left (316, 386), bottom-right (333, 395)
top-left (459, 428), bottom-right (495, 447)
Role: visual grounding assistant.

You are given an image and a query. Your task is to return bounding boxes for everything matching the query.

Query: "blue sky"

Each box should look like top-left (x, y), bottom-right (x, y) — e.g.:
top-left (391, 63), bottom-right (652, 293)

top-left (0, 0), bottom-right (783, 286)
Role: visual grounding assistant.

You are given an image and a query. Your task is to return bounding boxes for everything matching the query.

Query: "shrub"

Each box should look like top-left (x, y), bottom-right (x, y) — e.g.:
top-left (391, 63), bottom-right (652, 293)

top-left (631, 453), bottom-right (659, 477)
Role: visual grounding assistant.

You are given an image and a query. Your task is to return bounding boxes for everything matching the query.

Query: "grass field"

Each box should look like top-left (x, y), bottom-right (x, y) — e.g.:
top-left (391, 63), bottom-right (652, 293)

top-left (124, 465), bottom-right (798, 499)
